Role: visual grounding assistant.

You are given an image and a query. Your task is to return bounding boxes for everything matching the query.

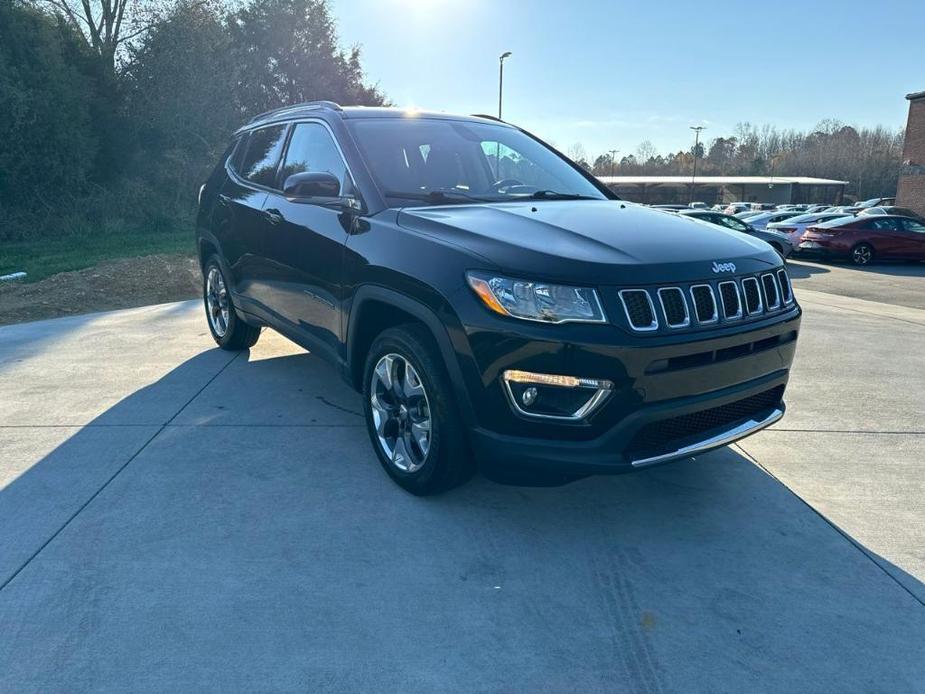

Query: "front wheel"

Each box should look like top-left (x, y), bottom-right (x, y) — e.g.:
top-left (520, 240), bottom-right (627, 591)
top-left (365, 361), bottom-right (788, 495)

top-left (203, 257), bottom-right (260, 350)
top-left (850, 243), bottom-right (874, 266)
top-left (362, 325), bottom-right (473, 495)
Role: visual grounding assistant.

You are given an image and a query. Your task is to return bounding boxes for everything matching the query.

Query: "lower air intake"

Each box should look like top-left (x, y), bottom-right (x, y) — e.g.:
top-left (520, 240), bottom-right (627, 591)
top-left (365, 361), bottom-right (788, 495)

top-left (626, 385), bottom-right (785, 457)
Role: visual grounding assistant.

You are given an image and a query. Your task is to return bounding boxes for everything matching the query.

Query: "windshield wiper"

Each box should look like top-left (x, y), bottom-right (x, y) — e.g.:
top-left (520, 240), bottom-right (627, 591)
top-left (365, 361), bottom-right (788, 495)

top-left (383, 189), bottom-right (492, 204)
top-left (528, 190), bottom-right (599, 201)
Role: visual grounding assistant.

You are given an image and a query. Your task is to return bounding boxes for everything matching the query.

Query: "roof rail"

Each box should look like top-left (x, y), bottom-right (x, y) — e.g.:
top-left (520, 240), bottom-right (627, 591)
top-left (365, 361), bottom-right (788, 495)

top-left (248, 100), bottom-right (343, 124)
top-left (471, 113), bottom-right (505, 123)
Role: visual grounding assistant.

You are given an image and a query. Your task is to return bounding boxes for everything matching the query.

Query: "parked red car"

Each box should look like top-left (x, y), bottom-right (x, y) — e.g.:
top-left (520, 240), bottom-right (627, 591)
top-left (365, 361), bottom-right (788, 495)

top-left (798, 215), bottom-right (925, 265)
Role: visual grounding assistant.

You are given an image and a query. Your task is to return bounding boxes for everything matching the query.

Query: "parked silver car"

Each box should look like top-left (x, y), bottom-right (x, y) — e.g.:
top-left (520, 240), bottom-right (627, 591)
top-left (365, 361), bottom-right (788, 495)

top-left (767, 212), bottom-right (854, 246)
top-left (739, 210), bottom-right (807, 230)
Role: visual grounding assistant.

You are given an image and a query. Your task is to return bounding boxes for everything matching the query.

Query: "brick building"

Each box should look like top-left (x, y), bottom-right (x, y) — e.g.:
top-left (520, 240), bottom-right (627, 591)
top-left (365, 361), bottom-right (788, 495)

top-left (897, 90), bottom-right (925, 216)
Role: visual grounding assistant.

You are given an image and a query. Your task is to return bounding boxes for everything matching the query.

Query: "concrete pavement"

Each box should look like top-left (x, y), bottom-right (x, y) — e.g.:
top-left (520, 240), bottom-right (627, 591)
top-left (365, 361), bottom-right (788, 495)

top-left (788, 258), bottom-right (925, 310)
top-left (1, 293), bottom-right (924, 692)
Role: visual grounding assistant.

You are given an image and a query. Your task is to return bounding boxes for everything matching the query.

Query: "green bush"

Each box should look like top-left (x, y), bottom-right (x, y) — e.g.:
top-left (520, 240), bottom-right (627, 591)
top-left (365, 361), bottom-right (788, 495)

top-left (0, 0), bottom-right (385, 245)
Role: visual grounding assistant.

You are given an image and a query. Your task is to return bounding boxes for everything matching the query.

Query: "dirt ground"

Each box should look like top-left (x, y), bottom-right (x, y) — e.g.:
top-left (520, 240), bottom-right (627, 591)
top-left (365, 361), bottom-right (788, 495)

top-left (0, 255), bottom-right (201, 326)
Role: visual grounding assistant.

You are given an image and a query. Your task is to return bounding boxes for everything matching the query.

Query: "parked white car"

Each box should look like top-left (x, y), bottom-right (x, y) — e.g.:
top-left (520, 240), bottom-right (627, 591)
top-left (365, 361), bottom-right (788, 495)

top-left (741, 210), bottom-right (807, 230)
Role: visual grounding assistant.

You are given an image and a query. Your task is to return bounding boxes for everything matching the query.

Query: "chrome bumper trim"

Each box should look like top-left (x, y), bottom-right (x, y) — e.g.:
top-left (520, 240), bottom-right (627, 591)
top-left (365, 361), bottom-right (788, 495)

top-left (630, 407), bottom-right (784, 468)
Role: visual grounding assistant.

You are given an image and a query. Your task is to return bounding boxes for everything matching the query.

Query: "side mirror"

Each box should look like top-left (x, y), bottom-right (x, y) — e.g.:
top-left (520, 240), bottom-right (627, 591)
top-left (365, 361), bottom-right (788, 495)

top-left (283, 171), bottom-right (341, 198)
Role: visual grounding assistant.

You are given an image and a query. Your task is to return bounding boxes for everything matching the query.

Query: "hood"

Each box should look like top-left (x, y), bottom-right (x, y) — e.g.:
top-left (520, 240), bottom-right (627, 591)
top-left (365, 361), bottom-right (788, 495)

top-left (397, 200), bottom-right (780, 284)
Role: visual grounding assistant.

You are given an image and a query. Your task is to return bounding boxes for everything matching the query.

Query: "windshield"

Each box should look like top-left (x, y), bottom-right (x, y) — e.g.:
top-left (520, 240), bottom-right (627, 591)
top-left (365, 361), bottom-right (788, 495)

top-left (346, 117), bottom-right (608, 206)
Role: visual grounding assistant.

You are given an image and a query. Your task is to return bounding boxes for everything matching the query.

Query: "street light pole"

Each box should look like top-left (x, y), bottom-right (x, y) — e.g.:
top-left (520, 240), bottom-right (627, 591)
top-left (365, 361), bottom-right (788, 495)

top-left (689, 125), bottom-right (705, 204)
top-left (498, 51), bottom-right (512, 119)
top-left (608, 149), bottom-right (619, 179)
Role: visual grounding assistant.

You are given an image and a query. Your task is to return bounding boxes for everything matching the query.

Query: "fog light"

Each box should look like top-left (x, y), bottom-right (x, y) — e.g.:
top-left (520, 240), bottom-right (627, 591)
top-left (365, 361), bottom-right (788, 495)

top-left (502, 369), bottom-right (613, 421)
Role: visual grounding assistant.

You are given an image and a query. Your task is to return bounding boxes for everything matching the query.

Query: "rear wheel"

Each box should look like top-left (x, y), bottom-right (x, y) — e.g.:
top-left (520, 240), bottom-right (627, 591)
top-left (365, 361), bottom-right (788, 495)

top-left (203, 257), bottom-right (260, 350)
top-left (363, 325), bottom-right (473, 495)
top-left (850, 243), bottom-right (874, 266)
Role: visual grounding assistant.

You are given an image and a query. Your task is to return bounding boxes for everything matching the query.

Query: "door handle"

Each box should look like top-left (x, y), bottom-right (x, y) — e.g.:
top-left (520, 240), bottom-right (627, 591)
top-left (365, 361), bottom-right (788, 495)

top-left (263, 208), bottom-right (284, 225)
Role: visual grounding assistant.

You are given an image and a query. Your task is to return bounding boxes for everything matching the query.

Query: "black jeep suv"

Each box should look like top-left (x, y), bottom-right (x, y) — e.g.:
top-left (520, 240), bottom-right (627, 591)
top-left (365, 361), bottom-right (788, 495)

top-left (197, 102), bottom-right (800, 494)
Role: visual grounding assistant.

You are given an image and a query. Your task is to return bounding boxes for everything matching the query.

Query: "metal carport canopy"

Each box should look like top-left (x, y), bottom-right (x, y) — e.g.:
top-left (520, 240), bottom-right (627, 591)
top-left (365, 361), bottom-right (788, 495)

top-left (596, 175), bottom-right (849, 186)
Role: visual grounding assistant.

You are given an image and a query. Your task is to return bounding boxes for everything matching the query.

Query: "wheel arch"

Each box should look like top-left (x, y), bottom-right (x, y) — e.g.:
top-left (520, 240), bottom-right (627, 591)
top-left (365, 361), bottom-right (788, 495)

top-left (346, 285), bottom-right (476, 428)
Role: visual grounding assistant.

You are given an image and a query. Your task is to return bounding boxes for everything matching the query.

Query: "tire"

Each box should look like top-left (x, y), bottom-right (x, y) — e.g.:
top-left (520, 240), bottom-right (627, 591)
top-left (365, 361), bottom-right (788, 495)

top-left (850, 243), bottom-right (874, 266)
top-left (202, 256), bottom-right (260, 350)
top-left (362, 324), bottom-right (473, 495)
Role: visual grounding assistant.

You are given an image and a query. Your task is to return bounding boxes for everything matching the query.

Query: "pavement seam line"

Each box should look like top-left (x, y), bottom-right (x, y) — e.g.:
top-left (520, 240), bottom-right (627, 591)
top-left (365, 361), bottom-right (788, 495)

top-left (797, 297), bottom-right (925, 329)
top-left (0, 350), bottom-right (242, 594)
top-left (733, 442), bottom-right (925, 610)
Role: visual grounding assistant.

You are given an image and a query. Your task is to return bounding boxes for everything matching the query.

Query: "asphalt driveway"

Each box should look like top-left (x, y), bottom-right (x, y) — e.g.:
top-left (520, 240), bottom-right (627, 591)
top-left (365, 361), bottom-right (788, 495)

top-left (1, 289), bottom-right (924, 692)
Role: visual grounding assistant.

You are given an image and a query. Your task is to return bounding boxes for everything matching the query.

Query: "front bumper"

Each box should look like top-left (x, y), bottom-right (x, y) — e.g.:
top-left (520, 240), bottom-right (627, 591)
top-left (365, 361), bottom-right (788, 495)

top-left (470, 368), bottom-right (788, 474)
top-left (446, 284), bottom-right (800, 473)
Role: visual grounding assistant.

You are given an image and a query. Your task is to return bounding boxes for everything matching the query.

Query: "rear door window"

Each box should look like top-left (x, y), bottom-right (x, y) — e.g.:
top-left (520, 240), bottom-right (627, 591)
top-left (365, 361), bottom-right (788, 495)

top-left (238, 125), bottom-right (288, 188)
top-left (869, 218), bottom-right (901, 231)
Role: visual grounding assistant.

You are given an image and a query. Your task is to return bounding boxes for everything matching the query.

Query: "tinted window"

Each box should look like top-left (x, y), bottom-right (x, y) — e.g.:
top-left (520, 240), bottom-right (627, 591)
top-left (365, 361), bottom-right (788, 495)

top-left (867, 218), bottom-right (900, 231)
top-left (346, 117), bottom-right (606, 205)
top-left (280, 122), bottom-right (353, 194)
top-left (239, 125), bottom-right (288, 187)
top-left (717, 215), bottom-right (748, 232)
top-left (901, 218), bottom-right (925, 233)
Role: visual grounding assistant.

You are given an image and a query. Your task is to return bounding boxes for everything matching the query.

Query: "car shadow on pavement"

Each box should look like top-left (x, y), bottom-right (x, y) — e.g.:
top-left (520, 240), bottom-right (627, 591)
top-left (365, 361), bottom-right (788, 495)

top-left (789, 258), bottom-right (925, 279)
top-left (1, 347), bottom-right (925, 693)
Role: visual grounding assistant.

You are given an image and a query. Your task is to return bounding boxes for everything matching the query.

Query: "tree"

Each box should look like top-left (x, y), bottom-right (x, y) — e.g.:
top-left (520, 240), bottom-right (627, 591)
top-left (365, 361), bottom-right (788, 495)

top-left (228, 0), bottom-right (385, 115)
top-left (635, 140), bottom-right (657, 171)
top-left (28, 0), bottom-right (166, 73)
top-left (566, 143), bottom-right (591, 170)
top-left (0, 0), bottom-right (97, 216)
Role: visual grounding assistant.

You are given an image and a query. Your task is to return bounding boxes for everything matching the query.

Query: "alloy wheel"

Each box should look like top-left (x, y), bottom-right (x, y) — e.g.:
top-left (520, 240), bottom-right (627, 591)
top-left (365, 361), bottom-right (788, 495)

top-left (852, 245), bottom-right (872, 265)
top-left (369, 353), bottom-right (432, 473)
top-left (206, 266), bottom-right (230, 337)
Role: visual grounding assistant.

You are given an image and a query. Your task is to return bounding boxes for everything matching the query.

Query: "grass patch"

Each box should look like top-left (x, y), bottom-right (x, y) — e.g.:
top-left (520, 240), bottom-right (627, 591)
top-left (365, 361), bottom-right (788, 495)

top-left (0, 228), bottom-right (195, 283)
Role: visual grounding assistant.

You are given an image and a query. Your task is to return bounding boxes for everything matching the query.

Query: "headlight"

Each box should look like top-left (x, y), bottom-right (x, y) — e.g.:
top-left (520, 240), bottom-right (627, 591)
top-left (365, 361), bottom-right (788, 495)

top-left (466, 271), bottom-right (607, 324)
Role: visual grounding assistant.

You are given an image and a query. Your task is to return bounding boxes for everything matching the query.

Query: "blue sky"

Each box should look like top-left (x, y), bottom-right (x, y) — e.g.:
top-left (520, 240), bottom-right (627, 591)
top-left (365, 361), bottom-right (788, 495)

top-left (330, 0), bottom-right (924, 159)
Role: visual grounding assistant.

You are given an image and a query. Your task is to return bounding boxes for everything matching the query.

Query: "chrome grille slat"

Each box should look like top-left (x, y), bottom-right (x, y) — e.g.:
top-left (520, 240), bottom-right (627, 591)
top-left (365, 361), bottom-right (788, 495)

top-left (689, 284), bottom-right (718, 324)
top-left (657, 287), bottom-right (690, 328)
top-left (718, 281), bottom-right (743, 320)
top-left (741, 277), bottom-right (763, 315)
top-left (619, 289), bottom-right (658, 332)
top-left (777, 269), bottom-right (793, 304)
top-left (761, 273), bottom-right (781, 310)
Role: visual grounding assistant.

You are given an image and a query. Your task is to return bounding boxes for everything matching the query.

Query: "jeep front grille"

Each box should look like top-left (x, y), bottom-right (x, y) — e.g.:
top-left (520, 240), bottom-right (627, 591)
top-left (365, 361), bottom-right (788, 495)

top-left (616, 269), bottom-right (793, 333)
